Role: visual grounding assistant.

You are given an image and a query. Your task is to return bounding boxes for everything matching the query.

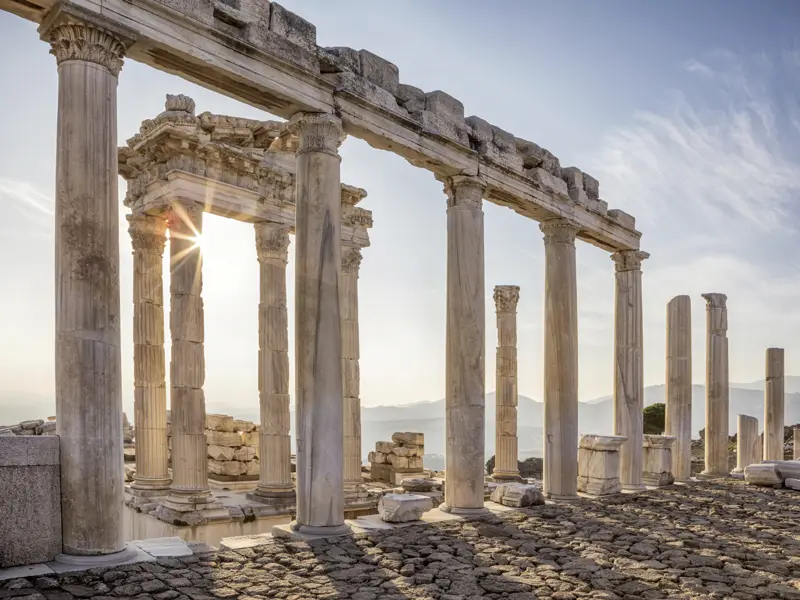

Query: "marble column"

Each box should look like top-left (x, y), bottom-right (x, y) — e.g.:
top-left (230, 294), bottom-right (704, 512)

top-left (665, 295), bottom-right (692, 481)
top-left (287, 112), bottom-right (348, 535)
top-left (249, 222), bottom-right (294, 505)
top-left (732, 414), bottom-right (759, 475)
top-left (612, 250), bottom-right (649, 491)
top-left (441, 175), bottom-right (488, 516)
top-left (541, 219), bottom-right (581, 500)
top-left (47, 21), bottom-right (127, 557)
top-left (764, 347), bottom-right (785, 461)
top-left (128, 214), bottom-right (170, 496)
top-left (342, 246), bottom-right (368, 506)
top-left (701, 293), bottom-right (729, 477)
top-left (162, 200), bottom-right (216, 515)
top-left (492, 285), bottom-right (521, 482)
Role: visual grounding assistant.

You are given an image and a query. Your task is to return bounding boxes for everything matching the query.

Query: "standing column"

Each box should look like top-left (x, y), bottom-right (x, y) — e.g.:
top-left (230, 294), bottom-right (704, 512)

top-left (342, 246), bottom-right (368, 507)
top-left (764, 348), bottom-right (785, 461)
top-left (701, 293), bottom-right (729, 477)
top-left (441, 175), bottom-right (488, 515)
top-left (287, 112), bottom-right (348, 535)
top-left (732, 415), bottom-right (759, 475)
top-left (665, 295), bottom-right (692, 481)
top-left (159, 201), bottom-right (219, 520)
top-left (128, 214), bottom-right (171, 496)
top-left (794, 428), bottom-right (800, 460)
top-left (612, 250), bottom-right (649, 491)
top-left (541, 219), bottom-right (581, 500)
top-left (248, 223), bottom-right (294, 506)
top-left (46, 21), bottom-right (128, 557)
top-left (492, 285), bottom-right (521, 482)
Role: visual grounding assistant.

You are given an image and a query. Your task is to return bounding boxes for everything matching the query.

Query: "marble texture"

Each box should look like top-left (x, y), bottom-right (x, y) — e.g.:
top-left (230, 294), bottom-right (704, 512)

top-left (128, 214), bottom-right (170, 494)
top-left (441, 175), bottom-right (488, 516)
top-left (542, 219), bottom-right (581, 500)
top-left (744, 463), bottom-right (783, 486)
top-left (492, 285), bottom-right (520, 481)
top-left (701, 293), bottom-right (729, 477)
top-left (612, 250), bottom-right (649, 491)
top-left (577, 435), bottom-right (627, 496)
top-left (377, 494), bottom-right (433, 523)
top-left (642, 435), bottom-right (676, 487)
top-left (48, 20), bottom-right (127, 556)
top-left (289, 112), bottom-right (348, 535)
top-left (732, 415), bottom-right (760, 475)
top-left (665, 295), bottom-right (692, 481)
top-left (763, 348), bottom-right (785, 461)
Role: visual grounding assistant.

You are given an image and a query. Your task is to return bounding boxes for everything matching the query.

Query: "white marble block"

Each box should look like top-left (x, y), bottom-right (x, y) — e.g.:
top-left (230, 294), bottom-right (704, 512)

top-left (489, 483), bottom-right (544, 507)
top-left (377, 493), bottom-right (433, 523)
top-left (762, 460), bottom-right (800, 480)
top-left (744, 463), bottom-right (784, 486)
top-left (576, 435), bottom-right (627, 496)
top-left (784, 477), bottom-right (800, 491)
top-left (642, 435), bottom-right (677, 487)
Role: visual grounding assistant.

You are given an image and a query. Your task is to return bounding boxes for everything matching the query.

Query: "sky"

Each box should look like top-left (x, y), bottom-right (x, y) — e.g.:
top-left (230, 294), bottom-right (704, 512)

top-left (1, 0), bottom-right (800, 418)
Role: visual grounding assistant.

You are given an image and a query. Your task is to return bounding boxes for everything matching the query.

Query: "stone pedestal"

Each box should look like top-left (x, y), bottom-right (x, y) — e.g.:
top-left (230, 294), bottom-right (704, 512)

top-left (577, 435), bottom-right (627, 496)
top-left (46, 20), bottom-right (127, 556)
top-left (541, 220), bottom-right (580, 500)
top-left (763, 348), bottom-right (785, 461)
top-left (492, 285), bottom-right (521, 482)
top-left (612, 250), bottom-right (648, 491)
top-left (701, 293), bottom-right (729, 478)
top-left (247, 223), bottom-right (295, 510)
top-left (732, 415), bottom-right (759, 476)
top-left (665, 295), bottom-right (692, 481)
top-left (440, 176), bottom-right (488, 517)
top-left (128, 214), bottom-right (171, 498)
top-left (284, 112), bottom-right (349, 536)
top-left (642, 435), bottom-right (676, 487)
top-left (342, 246), bottom-right (369, 507)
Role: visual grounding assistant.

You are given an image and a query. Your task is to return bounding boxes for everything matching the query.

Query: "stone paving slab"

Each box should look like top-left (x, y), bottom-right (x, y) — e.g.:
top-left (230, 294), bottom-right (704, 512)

top-left (2, 480), bottom-right (800, 599)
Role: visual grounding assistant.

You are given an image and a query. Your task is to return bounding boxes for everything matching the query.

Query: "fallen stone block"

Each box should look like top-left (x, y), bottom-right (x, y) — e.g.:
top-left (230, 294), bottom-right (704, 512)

top-left (392, 432), bottom-right (424, 446)
top-left (232, 420), bottom-right (256, 433)
top-left (19, 419), bottom-right (44, 430)
top-left (785, 477), bottom-right (800, 491)
top-left (400, 477), bottom-right (434, 493)
top-left (208, 459), bottom-right (247, 477)
top-left (745, 463), bottom-right (784, 486)
top-left (246, 459), bottom-right (260, 476)
top-left (378, 493), bottom-right (433, 523)
top-left (368, 451), bottom-right (388, 464)
top-left (208, 445), bottom-right (235, 462)
top-left (234, 447), bottom-right (257, 462)
top-left (490, 483), bottom-right (544, 508)
top-left (375, 441), bottom-right (396, 454)
top-left (206, 414), bottom-right (234, 432)
top-left (762, 460), bottom-right (800, 480)
top-left (206, 431), bottom-right (243, 447)
top-left (388, 454), bottom-right (410, 469)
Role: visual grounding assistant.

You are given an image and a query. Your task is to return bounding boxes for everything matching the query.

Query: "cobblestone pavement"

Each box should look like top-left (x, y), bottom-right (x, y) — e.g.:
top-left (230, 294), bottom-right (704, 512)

top-left (3, 481), bottom-right (800, 600)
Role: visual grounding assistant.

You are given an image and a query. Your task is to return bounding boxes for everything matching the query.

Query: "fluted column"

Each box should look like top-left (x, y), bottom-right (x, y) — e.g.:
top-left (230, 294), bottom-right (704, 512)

top-left (732, 414), bottom-right (759, 474)
top-left (46, 20), bottom-right (127, 557)
top-left (128, 214), bottom-right (170, 494)
top-left (441, 175), bottom-right (488, 515)
top-left (612, 250), bottom-right (649, 491)
top-left (541, 219), bottom-right (580, 500)
top-left (665, 295), bottom-right (692, 481)
top-left (701, 293), bottom-right (729, 477)
top-left (249, 223), bottom-right (294, 504)
top-left (288, 112), bottom-right (348, 535)
top-left (764, 348), bottom-right (785, 461)
top-left (165, 201), bottom-right (212, 505)
top-left (492, 285), bottom-right (521, 482)
top-left (341, 246), bottom-right (367, 504)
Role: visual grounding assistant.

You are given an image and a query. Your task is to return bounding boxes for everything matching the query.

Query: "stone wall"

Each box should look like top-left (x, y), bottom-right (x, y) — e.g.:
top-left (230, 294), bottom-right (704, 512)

top-left (368, 432), bottom-right (424, 484)
top-left (0, 436), bottom-right (62, 568)
top-left (0, 417), bottom-right (57, 436)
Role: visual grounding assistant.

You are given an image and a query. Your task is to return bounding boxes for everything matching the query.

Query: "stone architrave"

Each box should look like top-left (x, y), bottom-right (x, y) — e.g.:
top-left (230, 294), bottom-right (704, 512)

top-left (248, 223), bottom-right (294, 506)
top-left (665, 295), bottom-right (692, 481)
top-left (732, 415), bottom-right (759, 475)
top-left (492, 285), bottom-right (521, 482)
top-left (341, 245), bottom-right (368, 506)
top-left (128, 214), bottom-right (170, 496)
top-left (541, 219), bottom-right (581, 500)
top-left (642, 435), bottom-right (676, 487)
top-left (577, 434), bottom-right (627, 496)
top-left (701, 293), bottom-right (729, 477)
top-left (440, 175), bottom-right (488, 516)
top-left (611, 250), bottom-right (649, 491)
top-left (46, 20), bottom-right (128, 557)
top-left (794, 428), bottom-right (800, 461)
top-left (285, 112), bottom-right (349, 536)
top-left (764, 348), bottom-right (785, 461)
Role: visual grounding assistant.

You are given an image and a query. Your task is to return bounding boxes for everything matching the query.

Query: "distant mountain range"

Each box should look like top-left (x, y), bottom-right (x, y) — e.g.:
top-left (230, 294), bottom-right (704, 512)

top-left (4, 376), bottom-right (800, 462)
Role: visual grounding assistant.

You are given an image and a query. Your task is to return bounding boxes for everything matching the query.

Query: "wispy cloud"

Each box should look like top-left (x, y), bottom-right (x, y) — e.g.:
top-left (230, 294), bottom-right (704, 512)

top-left (0, 179), bottom-right (54, 232)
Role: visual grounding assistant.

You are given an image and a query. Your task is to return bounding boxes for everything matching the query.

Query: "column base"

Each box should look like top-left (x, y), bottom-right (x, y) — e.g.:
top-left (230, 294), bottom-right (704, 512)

top-left (154, 488), bottom-right (228, 526)
top-left (55, 545), bottom-right (139, 566)
top-left (131, 475), bottom-right (172, 491)
top-left (622, 483), bottom-right (647, 492)
top-left (490, 470), bottom-right (522, 482)
top-left (546, 493), bottom-right (581, 502)
top-left (439, 504), bottom-right (490, 517)
top-left (697, 471), bottom-right (730, 480)
top-left (246, 487), bottom-right (296, 509)
top-left (272, 522), bottom-right (352, 541)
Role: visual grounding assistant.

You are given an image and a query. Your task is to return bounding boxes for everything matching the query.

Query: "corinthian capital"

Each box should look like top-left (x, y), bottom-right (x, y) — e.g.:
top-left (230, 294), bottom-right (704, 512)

top-left (287, 112), bottom-right (345, 157)
top-left (540, 219), bottom-right (580, 246)
top-left (255, 222), bottom-right (290, 263)
top-left (127, 214), bottom-right (167, 255)
top-left (48, 22), bottom-right (126, 76)
top-left (494, 285), bottom-right (520, 313)
top-left (443, 175), bottom-right (486, 210)
top-left (342, 246), bottom-right (363, 275)
top-left (702, 293), bottom-right (727, 309)
top-left (611, 250), bottom-right (649, 272)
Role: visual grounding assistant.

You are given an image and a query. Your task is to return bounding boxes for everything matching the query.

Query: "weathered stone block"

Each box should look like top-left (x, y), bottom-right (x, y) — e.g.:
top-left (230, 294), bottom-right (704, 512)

top-left (208, 445), bottom-right (235, 461)
top-left (269, 2), bottom-right (317, 54)
top-left (589, 198), bottom-right (608, 216)
top-left (577, 435), bottom-right (627, 496)
top-left (392, 432), bottom-right (424, 446)
top-left (608, 209), bottom-right (636, 230)
top-left (419, 110), bottom-right (469, 145)
top-left (425, 91), bottom-right (464, 121)
top-left (378, 493), bottom-right (433, 522)
top-left (763, 460), bottom-right (800, 480)
top-left (388, 454), bottom-right (410, 469)
top-left (208, 459), bottom-right (247, 476)
top-left (319, 46), bottom-right (360, 74)
top-left (785, 477), bottom-right (800, 491)
top-left (321, 71), bottom-right (405, 117)
top-left (745, 463), bottom-right (783, 486)
top-left (465, 116), bottom-right (523, 171)
top-left (234, 446), bottom-right (257, 462)
top-left (490, 482), bottom-right (544, 507)
top-left (206, 414), bottom-right (234, 432)
top-left (401, 477), bottom-right (434, 492)
top-left (643, 435), bottom-right (676, 487)
top-left (583, 172), bottom-right (600, 200)
top-left (368, 451), bottom-right (388, 464)
top-left (370, 461), bottom-right (393, 483)
top-left (528, 168), bottom-right (569, 198)
top-left (232, 419), bottom-right (256, 433)
top-left (395, 83), bottom-right (424, 105)
top-left (206, 431), bottom-right (243, 447)
top-left (392, 445), bottom-right (421, 458)
top-left (246, 458), bottom-right (260, 476)
top-left (358, 49), bottom-right (399, 96)
top-left (375, 441), bottom-right (396, 454)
